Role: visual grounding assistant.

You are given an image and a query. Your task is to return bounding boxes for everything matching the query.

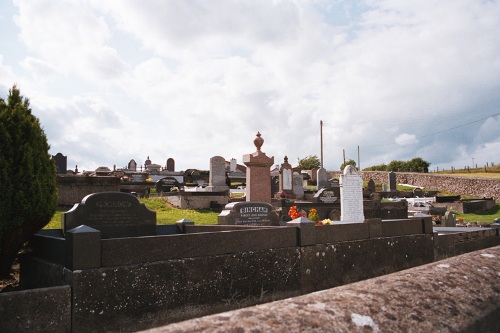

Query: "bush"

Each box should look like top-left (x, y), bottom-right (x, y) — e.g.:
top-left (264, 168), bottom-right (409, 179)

top-left (0, 86), bottom-right (57, 277)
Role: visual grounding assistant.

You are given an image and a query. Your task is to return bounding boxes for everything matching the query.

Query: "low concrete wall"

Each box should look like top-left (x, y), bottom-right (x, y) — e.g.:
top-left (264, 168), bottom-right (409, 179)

top-left (0, 285), bottom-right (71, 333)
top-left (145, 246), bottom-right (500, 333)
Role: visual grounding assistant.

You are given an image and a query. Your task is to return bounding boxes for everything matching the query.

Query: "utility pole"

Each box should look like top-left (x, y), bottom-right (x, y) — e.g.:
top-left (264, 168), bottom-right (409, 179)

top-left (320, 120), bottom-right (324, 168)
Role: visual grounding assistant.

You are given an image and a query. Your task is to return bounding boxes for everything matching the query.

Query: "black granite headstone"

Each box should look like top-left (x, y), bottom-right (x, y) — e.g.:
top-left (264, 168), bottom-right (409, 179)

top-left (218, 202), bottom-right (279, 226)
top-left (62, 192), bottom-right (156, 238)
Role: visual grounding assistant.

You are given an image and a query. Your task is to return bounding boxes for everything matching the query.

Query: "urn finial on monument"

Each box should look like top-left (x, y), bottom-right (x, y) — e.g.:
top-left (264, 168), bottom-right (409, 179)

top-left (254, 132), bottom-right (264, 152)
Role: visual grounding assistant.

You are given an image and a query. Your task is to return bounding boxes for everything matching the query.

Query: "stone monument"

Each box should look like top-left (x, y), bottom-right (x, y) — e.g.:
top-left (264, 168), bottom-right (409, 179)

top-left (279, 156), bottom-right (294, 198)
top-left (340, 165), bottom-right (365, 223)
top-left (206, 155), bottom-right (230, 192)
top-left (316, 167), bottom-right (328, 189)
top-left (388, 171), bottom-right (397, 192)
top-left (292, 172), bottom-right (304, 199)
top-left (243, 132), bottom-right (274, 203)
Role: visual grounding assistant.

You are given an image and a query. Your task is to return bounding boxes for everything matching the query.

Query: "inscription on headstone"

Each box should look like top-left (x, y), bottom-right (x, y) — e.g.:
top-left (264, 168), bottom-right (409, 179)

top-left (340, 165), bottom-right (365, 223)
top-left (218, 202), bottom-right (279, 226)
top-left (313, 188), bottom-right (339, 203)
top-left (62, 192), bottom-right (156, 238)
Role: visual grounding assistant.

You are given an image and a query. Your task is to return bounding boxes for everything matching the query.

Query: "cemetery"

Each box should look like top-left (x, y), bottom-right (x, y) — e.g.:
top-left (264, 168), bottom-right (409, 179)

top-left (1, 132), bottom-right (500, 332)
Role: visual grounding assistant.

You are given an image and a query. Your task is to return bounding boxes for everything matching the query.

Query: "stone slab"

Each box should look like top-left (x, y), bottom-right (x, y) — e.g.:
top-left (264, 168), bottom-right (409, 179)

top-left (218, 202), bottom-right (279, 226)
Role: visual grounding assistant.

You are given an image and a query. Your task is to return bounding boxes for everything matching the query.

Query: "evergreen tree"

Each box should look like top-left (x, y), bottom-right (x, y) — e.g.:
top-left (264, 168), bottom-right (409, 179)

top-left (0, 86), bottom-right (57, 277)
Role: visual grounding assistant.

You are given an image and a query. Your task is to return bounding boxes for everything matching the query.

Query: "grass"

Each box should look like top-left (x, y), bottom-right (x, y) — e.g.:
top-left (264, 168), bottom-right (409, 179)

top-left (45, 197), bottom-right (220, 229)
top-left (452, 203), bottom-right (500, 224)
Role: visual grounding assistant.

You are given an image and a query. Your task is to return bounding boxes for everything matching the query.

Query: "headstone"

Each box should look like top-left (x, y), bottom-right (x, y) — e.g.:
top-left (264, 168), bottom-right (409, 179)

top-left (206, 156), bottom-right (229, 192)
top-left (52, 152), bottom-right (67, 174)
top-left (382, 183), bottom-right (388, 192)
top-left (230, 158), bottom-right (237, 172)
top-left (279, 156), bottom-right (294, 197)
top-left (155, 177), bottom-right (181, 193)
top-left (388, 171), bottom-right (397, 192)
top-left (316, 167), bottom-right (328, 189)
top-left (292, 172), bottom-right (304, 199)
top-left (243, 132), bottom-right (274, 203)
top-left (313, 188), bottom-right (339, 203)
top-left (443, 211), bottom-right (456, 227)
top-left (367, 179), bottom-right (376, 193)
top-left (62, 192), bottom-right (156, 238)
top-left (218, 202), bottom-right (279, 226)
top-left (128, 159), bottom-right (137, 171)
top-left (166, 158), bottom-right (175, 172)
top-left (340, 165), bottom-right (365, 223)
top-left (413, 188), bottom-right (423, 197)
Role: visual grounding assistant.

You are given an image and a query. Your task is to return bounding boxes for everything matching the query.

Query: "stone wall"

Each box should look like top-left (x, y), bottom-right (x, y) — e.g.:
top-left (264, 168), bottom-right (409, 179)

top-left (148, 246), bottom-right (500, 333)
top-left (330, 171), bottom-right (500, 200)
top-left (56, 175), bottom-right (120, 206)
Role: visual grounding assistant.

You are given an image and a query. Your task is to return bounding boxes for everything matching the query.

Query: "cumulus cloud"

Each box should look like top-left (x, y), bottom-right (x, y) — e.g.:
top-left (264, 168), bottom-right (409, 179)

top-left (1, 0), bottom-right (499, 172)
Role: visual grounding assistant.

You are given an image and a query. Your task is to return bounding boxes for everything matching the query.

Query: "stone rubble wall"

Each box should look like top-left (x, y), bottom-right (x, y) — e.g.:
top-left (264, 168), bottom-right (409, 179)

top-left (143, 245), bottom-right (500, 333)
top-left (331, 171), bottom-right (500, 201)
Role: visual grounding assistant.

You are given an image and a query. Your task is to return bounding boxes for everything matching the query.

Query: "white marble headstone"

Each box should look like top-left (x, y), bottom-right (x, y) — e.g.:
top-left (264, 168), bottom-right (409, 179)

top-left (340, 165), bottom-right (365, 223)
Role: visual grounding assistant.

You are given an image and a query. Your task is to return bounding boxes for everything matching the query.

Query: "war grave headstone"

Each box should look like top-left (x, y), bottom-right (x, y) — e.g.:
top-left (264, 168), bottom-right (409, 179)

top-left (279, 156), bottom-right (294, 198)
top-left (218, 201), bottom-right (280, 226)
top-left (62, 192), bottom-right (156, 238)
top-left (206, 156), bottom-right (230, 192)
top-left (243, 132), bottom-right (274, 203)
top-left (340, 165), bottom-right (365, 223)
top-left (292, 172), bottom-right (304, 199)
top-left (317, 167), bottom-right (328, 189)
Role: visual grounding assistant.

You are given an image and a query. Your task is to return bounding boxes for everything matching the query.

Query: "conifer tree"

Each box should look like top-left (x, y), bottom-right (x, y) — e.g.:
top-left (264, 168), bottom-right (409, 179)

top-left (0, 85), bottom-right (57, 277)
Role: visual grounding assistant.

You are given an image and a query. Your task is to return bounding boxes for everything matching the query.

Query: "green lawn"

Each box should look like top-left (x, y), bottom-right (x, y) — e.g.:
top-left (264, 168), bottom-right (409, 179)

top-left (452, 203), bottom-right (500, 224)
top-left (45, 197), bottom-right (220, 229)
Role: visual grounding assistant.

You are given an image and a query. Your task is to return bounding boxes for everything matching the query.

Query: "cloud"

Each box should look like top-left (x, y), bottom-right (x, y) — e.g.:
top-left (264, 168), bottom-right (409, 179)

top-left (1, 0), bottom-right (499, 173)
top-left (395, 133), bottom-right (418, 146)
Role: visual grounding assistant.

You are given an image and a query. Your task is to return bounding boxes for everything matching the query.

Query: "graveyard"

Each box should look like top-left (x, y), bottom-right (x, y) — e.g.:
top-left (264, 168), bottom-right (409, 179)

top-left (1, 133), bottom-right (500, 332)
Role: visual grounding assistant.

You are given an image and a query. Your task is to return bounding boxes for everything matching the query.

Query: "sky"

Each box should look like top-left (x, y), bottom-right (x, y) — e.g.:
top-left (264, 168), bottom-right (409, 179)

top-left (1, 0), bottom-right (499, 173)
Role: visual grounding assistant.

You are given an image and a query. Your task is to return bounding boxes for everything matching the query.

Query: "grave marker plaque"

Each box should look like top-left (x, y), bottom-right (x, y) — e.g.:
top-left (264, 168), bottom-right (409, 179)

top-left (340, 165), bottom-right (365, 223)
top-left (62, 192), bottom-right (156, 238)
top-left (218, 202), bottom-right (279, 226)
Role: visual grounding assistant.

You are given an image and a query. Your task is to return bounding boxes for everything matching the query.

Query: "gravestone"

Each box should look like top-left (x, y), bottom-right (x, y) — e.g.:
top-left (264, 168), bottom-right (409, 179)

top-left (230, 158), bottom-right (237, 172)
top-left (367, 179), bottom-right (376, 193)
top-left (128, 159), bottom-right (137, 171)
top-left (166, 158), bottom-right (175, 172)
top-left (317, 167), bottom-right (328, 189)
top-left (206, 156), bottom-right (229, 192)
top-left (388, 171), bottom-right (397, 192)
top-left (243, 132), bottom-right (274, 203)
top-left (382, 183), bottom-right (388, 192)
top-left (279, 156), bottom-right (294, 197)
top-left (413, 188), bottom-right (423, 197)
top-left (62, 192), bottom-right (156, 238)
top-left (218, 202), bottom-right (279, 226)
top-left (156, 177), bottom-right (181, 193)
top-left (52, 152), bottom-right (67, 174)
top-left (292, 172), bottom-right (304, 199)
top-left (340, 165), bottom-right (365, 223)
top-left (443, 211), bottom-right (456, 227)
top-left (313, 188), bottom-right (339, 204)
